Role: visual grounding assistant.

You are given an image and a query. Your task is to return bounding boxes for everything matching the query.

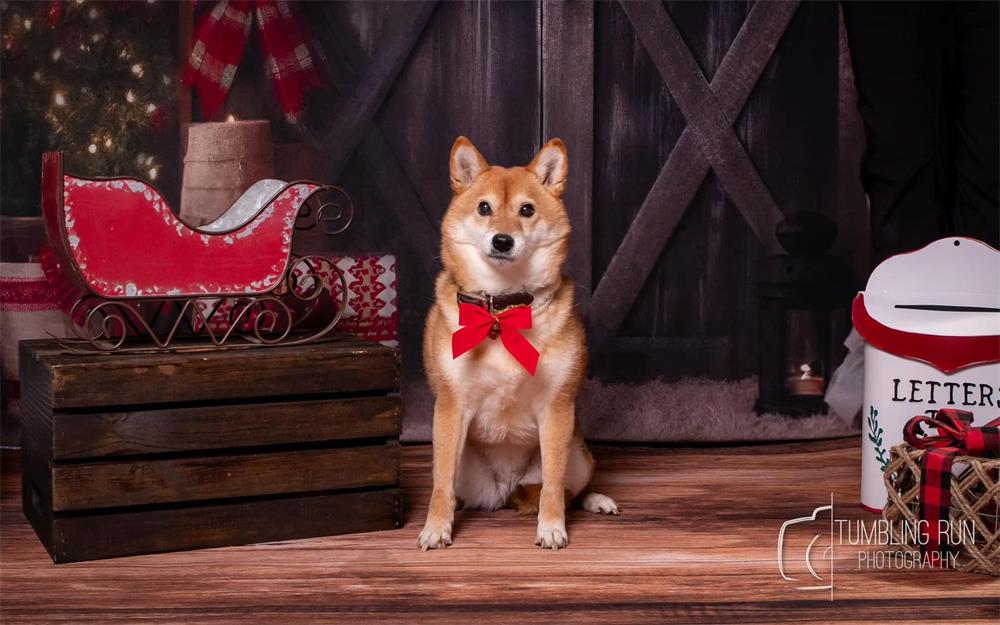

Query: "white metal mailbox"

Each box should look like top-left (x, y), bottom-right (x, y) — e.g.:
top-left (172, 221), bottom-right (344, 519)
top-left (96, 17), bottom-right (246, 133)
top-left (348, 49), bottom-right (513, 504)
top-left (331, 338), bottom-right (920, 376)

top-left (852, 237), bottom-right (1000, 512)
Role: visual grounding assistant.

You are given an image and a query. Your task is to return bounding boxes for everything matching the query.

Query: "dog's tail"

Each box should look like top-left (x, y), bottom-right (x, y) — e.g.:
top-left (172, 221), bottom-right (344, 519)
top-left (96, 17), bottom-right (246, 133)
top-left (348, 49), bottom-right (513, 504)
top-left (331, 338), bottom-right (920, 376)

top-left (507, 485), bottom-right (620, 516)
top-left (507, 484), bottom-right (545, 516)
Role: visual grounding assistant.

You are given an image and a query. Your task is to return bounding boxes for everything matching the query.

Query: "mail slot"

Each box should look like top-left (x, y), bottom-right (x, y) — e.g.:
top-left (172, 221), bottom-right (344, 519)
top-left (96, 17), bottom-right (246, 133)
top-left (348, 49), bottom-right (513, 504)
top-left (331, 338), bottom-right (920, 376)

top-left (852, 237), bottom-right (1000, 512)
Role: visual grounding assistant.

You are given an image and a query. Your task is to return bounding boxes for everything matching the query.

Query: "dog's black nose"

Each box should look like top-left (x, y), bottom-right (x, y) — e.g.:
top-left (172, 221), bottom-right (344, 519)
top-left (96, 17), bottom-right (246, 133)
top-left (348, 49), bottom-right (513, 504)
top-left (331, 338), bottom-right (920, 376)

top-left (492, 234), bottom-right (514, 253)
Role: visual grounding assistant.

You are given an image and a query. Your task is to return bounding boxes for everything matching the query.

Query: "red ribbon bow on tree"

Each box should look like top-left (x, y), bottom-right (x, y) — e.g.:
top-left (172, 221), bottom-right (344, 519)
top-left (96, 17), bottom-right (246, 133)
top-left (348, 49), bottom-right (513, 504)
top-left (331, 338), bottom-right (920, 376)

top-left (452, 303), bottom-right (539, 376)
top-left (902, 409), bottom-right (1000, 567)
top-left (183, 0), bottom-right (326, 121)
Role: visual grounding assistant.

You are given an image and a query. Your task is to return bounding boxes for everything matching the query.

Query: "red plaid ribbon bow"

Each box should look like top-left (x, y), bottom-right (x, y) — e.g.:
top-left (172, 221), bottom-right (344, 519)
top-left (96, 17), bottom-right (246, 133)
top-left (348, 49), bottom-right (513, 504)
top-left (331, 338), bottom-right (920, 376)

top-left (183, 0), bottom-right (326, 121)
top-left (902, 409), bottom-right (1000, 566)
top-left (451, 303), bottom-right (539, 376)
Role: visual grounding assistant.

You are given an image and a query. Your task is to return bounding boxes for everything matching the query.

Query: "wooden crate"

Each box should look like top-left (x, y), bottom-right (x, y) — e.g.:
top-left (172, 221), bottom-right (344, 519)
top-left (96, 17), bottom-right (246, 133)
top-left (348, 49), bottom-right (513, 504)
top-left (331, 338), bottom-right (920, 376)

top-left (19, 336), bottom-right (402, 563)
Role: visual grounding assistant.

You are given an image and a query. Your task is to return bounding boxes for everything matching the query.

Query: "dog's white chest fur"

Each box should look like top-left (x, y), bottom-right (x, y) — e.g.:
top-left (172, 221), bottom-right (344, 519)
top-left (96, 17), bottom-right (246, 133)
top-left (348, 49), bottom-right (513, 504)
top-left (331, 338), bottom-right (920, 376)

top-left (438, 308), bottom-right (566, 446)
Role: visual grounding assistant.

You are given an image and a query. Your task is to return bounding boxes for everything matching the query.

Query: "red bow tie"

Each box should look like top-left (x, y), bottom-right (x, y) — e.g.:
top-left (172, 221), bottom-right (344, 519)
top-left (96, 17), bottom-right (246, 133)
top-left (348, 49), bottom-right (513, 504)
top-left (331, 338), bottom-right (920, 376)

top-left (451, 303), bottom-right (539, 375)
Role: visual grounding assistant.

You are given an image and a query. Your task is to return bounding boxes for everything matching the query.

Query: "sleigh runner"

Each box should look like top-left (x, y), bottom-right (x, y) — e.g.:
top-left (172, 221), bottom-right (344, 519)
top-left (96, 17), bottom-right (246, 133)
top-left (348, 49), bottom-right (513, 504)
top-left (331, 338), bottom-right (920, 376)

top-left (41, 152), bottom-right (355, 352)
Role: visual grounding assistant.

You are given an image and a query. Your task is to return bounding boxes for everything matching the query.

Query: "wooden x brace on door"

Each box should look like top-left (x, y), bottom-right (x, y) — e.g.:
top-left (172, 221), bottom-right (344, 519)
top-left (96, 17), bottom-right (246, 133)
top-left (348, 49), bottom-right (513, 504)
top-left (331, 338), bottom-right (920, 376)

top-left (589, 1), bottom-right (800, 339)
top-left (312, 1), bottom-right (441, 276)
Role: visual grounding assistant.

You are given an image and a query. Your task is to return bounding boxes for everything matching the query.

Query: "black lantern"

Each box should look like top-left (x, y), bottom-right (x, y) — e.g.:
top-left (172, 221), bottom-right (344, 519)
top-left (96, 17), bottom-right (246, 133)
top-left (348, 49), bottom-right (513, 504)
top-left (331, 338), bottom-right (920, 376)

top-left (754, 212), bottom-right (855, 417)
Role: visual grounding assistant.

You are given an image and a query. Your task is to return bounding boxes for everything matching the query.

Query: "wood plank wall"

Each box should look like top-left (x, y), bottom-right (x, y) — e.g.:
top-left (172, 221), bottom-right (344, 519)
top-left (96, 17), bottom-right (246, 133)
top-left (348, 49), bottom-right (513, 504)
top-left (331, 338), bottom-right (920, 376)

top-left (591, 1), bottom-right (841, 379)
top-left (305, 1), bottom-right (856, 382)
top-left (2, 1), bottom-right (866, 386)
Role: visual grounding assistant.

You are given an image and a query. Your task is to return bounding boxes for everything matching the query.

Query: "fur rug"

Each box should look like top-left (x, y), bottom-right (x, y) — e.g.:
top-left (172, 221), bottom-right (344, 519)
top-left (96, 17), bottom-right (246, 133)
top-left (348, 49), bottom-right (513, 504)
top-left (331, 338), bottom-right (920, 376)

top-left (401, 376), bottom-right (860, 443)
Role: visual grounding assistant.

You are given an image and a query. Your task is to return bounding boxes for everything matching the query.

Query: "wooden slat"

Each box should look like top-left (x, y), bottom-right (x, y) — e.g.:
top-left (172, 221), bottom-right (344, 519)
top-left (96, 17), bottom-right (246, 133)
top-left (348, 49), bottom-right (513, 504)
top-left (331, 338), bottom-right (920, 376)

top-left (314, 3), bottom-right (440, 276)
top-left (21, 337), bottom-right (399, 410)
top-left (50, 442), bottom-right (399, 511)
top-left (52, 396), bottom-right (401, 460)
top-left (590, 2), bottom-right (798, 338)
top-left (0, 216), bottom-right (45, 262)
top-left (542, 0), bottom-right (595, 317)
top-left (590, 336), bottom-right (732, 380)
top-left (176, 1), bottom-right (194, 160)
top-left (354, 136), bottom-right (440, 273)
top-left (622, 0), bottom-right (786, 248)
top-left (589, 145), bottom-right (709, 339)
top-left (320, 1), bottom-right (438, 183)
top-left (49, 488), bottom-right (401, 563)
top-left (17, 342), bottom-right (56, 556)
top-left (835, 5), bottom-right (870, 277)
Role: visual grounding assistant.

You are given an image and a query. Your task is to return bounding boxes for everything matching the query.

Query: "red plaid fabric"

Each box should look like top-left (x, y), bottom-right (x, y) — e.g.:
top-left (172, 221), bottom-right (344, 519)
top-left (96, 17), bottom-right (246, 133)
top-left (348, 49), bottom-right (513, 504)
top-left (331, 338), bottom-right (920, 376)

top-left (183, 0), bottom-right (326, 121)
top-left (903, 409), bottom-right (1000, 567)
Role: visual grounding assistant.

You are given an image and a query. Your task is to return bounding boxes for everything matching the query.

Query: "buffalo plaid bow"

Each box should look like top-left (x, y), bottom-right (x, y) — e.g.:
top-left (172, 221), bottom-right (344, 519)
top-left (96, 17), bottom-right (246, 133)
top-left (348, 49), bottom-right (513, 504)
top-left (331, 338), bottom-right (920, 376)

top-left (183, 0), bottom-right (326, 121)
top-left (902, 409), bottom-right (1000, 567)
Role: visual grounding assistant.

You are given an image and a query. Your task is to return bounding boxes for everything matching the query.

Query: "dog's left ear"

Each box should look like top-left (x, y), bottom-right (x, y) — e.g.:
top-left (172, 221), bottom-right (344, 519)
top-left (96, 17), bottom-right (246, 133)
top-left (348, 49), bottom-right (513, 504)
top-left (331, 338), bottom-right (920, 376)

top-left (528, 139), bottom-right (568, 198)
top-left (450, 136), bottom-right (489, 194)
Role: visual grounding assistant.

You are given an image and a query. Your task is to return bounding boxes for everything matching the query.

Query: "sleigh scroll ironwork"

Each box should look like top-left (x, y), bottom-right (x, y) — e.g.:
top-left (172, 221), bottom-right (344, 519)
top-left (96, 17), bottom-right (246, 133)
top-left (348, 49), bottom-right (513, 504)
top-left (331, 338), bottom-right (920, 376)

top-left (41, 152), bottom-right (355, 352)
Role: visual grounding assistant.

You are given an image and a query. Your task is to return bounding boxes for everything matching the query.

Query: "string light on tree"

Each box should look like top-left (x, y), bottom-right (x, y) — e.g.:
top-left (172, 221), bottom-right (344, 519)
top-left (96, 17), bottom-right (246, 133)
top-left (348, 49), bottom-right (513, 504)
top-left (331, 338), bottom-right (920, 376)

top-left (1, 1), bottom-right (173, 178)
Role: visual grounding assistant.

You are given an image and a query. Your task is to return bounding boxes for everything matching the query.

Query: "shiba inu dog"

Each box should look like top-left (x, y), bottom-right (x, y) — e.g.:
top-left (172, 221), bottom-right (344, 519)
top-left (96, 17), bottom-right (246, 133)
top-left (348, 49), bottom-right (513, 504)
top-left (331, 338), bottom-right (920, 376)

top-left (417, 136), bottom-right (619, 551)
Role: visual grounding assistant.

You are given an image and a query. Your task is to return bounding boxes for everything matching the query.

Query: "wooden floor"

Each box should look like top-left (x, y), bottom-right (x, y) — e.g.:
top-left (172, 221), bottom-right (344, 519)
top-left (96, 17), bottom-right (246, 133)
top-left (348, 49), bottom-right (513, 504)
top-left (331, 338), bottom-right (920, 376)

top-left (2, 439), bottom-right (998, 624)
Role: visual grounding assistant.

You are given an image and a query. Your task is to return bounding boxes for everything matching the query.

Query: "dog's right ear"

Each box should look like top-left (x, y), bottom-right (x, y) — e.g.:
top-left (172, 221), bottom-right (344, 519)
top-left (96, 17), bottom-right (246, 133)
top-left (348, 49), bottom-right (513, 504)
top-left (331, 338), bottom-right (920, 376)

top-left (450, 136), bottom-right (488, 194)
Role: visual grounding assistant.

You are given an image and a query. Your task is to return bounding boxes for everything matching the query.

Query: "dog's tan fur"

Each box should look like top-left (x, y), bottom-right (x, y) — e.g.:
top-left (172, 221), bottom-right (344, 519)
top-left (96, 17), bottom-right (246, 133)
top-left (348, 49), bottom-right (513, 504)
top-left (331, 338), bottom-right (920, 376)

top-left (417, 137), bottom-right (618, 551)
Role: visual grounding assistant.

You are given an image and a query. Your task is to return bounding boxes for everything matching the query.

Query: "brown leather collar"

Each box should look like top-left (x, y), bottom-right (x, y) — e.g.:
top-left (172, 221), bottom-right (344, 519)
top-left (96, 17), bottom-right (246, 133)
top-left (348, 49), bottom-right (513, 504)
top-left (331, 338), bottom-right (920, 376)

top-left (457, 290), bottom-right (534, 314)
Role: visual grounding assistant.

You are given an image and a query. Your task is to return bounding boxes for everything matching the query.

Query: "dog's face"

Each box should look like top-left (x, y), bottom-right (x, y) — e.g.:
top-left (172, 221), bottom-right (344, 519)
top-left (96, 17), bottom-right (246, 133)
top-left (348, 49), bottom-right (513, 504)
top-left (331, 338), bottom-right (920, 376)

top-left (441, 137), bottom-right (570, 293)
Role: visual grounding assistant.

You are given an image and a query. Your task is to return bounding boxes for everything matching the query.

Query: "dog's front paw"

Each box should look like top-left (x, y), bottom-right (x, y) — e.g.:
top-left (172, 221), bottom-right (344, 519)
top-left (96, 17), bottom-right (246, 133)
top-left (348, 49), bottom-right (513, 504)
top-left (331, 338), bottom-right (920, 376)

top-left (417, 518), bottom-right (453, 551)
top-left (535, 519), bottom-right (568, 550)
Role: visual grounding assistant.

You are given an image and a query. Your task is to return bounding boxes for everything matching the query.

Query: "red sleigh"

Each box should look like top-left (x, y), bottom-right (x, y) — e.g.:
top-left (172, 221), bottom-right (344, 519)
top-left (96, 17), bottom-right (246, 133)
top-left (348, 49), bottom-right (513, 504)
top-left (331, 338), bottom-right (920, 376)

top-left (41, 152), bottom-right (354, 351)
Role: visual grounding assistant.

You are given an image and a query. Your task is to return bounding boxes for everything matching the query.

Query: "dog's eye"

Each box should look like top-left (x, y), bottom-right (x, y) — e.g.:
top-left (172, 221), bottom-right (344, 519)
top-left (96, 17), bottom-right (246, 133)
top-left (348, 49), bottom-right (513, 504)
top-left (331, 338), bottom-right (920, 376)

top-left (519, 203), bottom-right (535, 218)
top-left (477, 201), bottom-right (492, 216)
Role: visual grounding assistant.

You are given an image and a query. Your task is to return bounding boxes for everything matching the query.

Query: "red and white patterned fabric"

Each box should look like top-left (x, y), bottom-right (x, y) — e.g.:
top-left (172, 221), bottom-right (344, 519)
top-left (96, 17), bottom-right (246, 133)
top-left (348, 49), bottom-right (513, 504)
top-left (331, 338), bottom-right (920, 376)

top-left (334, 254), bottom-right (398, 346)
top-left (195, 253), bottom-right (398, 346)
top-left (183, 0), bottom-right (327, 121)
top-left (1, 262), bottom-right (73, 417)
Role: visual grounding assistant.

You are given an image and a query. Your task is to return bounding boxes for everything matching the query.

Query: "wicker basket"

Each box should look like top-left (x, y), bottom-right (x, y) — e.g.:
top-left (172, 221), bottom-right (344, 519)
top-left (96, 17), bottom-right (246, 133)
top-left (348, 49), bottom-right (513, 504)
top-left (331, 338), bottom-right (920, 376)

top-left (883, 443), bottom-right (1000, 576)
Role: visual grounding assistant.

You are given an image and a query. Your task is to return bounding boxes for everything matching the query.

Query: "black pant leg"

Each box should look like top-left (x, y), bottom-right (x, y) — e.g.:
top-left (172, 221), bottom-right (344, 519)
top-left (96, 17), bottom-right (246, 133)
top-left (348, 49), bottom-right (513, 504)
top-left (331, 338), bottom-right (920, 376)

top-left (954, 1), bottom-right (1000, 247)
top-left (841, 1), bottom-right (954, 262)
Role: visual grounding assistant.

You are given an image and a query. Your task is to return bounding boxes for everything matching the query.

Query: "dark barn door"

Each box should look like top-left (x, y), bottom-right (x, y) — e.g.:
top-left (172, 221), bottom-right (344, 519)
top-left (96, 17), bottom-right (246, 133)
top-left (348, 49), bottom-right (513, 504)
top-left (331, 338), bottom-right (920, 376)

top-left (586, 1), bottom-right (844, 380)
top-left (308, 1), bottom-right (856, 383)
top-left (305, 0), bottom-right (542, 380)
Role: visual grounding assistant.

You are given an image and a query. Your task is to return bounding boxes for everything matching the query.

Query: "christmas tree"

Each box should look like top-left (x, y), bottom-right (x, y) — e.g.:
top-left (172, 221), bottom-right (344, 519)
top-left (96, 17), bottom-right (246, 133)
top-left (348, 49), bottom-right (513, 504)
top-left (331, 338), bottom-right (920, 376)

top-left (1, 0), bottom-right (175, 212)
